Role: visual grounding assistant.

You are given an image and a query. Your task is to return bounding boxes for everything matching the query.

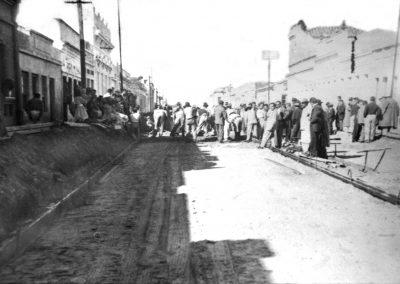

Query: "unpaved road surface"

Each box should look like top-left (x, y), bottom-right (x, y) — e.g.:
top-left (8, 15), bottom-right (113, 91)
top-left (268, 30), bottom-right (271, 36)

top-left (1, 138), bottom-right (400, 283)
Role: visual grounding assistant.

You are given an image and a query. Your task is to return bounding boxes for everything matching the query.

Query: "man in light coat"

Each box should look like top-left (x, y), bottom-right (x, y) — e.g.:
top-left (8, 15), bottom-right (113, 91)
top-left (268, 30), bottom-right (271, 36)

top-left (214, 100), bottom-right (227, 143)
top-left (245, 102), bottom-right (258, 142)
top-left (259, 103), bottom-right (278, 148)
top-left (300, 98), bottom-right (312, 152)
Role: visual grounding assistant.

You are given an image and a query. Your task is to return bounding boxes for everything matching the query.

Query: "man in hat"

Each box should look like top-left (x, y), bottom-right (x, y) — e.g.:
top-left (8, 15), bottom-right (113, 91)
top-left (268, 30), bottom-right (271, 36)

top-left (214, 100), bottom-right (227, 143)
top-left (183, 102), bottom-right (197, 139)
top-left (223, 102), bottom-right (233, 141)
top-left (336, 99), bottom-right (345, 131)
top-left (226, 104), bottom-right (243, 141)
top-left (364, 96), bottom-right (381, 142)
top-left (300, 98), bottom-right (312, 152)
top-left (274, 101), bottom-right (285, 148)
top-left (153, 103), bottom-right (168, 137)
top-left (350, 97), bottom-right (360, 139)
top-left (259, 102), bottom-right (278, 148)
top-left (326, 102), bottom-right (336, 135)
top-left (196, 102), bottom-right (210, 136)
top-left (245, 102), bottom-right (258, 142)
top-left (291, 100), bottom-right (302, 142)
top-left (309, 97), bottom-right (327, 158)
top-left (256, 102), bottom-right (266, 139)
top-left (284, 102), bottom-right (293, 142)
top-left (25, 93), bottom-right (44, 123)
top-left (170, 102), bottom-right (185, 137)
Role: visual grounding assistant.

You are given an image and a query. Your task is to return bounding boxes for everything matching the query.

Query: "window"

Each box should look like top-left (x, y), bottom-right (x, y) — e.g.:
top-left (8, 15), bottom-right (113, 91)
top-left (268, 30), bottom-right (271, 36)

top-left (281, 94), bottom-right (287, 105)
top-left (32, 73), bottom-right (39, 95)
top-left (41, 76), bottom-right (48, 112)
top-left (49, 78), bottom-right (55, 119)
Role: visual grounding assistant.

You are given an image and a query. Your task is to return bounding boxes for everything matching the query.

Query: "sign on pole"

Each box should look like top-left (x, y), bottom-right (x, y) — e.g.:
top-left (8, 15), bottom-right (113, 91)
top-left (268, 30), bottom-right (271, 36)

top-left (262, 50), bottom-right (280, 60)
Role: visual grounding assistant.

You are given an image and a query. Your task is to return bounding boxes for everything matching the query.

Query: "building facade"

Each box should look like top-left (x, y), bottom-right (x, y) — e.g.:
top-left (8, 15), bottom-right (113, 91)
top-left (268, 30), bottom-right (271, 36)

top-left (92, 10), bottom-right (114, 96)
top-left (18, 27), bottom-right (63, 122)
top-left (208, 85), bottom-right (233, 106)
top-left (57, 19), bottom-right (94, 96)
top-left (0, 0), bottom-right (22, 127)
top-left (255, 80), bottom-right (288, 104)
top-left (287, 20), bottom-right (400, 104)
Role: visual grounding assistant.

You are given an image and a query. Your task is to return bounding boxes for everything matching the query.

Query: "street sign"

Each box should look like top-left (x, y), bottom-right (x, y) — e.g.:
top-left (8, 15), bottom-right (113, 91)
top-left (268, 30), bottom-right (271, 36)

top-left (262, 50), bottom-right (280, 60)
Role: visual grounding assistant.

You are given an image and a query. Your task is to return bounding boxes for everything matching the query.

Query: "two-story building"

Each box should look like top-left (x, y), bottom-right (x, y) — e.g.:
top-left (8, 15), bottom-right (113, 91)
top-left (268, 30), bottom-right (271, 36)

top-left (92, 10), bottom-right (115, 96)
top-left (287, 20), bottom-right (400, 104)
top-left (18, 27), bottom-right (63, 123)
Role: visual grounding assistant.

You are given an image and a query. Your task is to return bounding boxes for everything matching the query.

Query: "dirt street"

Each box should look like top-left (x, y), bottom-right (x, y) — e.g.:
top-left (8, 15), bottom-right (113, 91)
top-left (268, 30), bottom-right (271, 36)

top-left (1, 138), bottom-right (400, 283)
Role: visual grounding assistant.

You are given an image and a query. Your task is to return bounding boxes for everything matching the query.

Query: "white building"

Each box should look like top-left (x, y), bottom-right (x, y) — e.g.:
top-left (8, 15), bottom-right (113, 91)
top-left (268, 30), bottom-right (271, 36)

top-left (287, 20), bottom-right (400, 105)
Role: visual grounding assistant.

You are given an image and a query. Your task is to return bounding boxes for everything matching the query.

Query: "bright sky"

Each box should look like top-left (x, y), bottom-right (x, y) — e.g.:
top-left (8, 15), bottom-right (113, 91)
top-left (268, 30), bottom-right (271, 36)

top-left (18, 0), bottom-right (400, 104)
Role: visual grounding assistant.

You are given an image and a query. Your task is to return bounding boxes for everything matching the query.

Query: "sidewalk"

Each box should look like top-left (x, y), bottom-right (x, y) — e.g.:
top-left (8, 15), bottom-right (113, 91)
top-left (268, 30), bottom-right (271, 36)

top-left (325, 131), bottom-right (400, 199)
top-left (384, 127), bottom-right (400, 140)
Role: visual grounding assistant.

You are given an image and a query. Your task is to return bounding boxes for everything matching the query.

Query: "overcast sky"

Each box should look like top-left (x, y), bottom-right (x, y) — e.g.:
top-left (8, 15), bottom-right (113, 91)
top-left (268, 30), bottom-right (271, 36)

top-left (18, 0), bottom-right (400, 104)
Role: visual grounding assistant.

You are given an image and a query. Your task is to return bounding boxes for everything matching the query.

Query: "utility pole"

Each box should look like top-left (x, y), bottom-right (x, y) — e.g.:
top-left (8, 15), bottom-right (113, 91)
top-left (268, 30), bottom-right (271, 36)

top-left (65, 0), bottom-right (92, 90)
top-left (156, 88), bottom-right (159, 105)
top-left (149, 75), bottom-right (154, 109)
top-left (262, 50), bottom-right (279, 103)
top-left (390, 1), bottom-right (400, 98)
top-left (117, 0), bottom-right (124, 92)
top-left (267, 59), bottom-right (271, 104)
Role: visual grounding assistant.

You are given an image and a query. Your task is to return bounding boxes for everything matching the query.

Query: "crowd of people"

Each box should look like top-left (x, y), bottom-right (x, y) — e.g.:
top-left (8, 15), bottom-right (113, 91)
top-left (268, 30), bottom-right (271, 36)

top-left (25, 86), bottom-right (141, 134)
top-left (70, 87), bottom-right (142, 138)
top-left (24, 85), bottom-right (399, 159)
top-left (148, 95), bottom-right (399, 159)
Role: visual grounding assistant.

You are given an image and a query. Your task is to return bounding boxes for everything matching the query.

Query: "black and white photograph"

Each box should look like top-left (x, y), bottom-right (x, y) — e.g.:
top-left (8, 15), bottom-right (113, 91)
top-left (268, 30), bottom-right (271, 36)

top-left (0, 0), bottom-right (400, 283)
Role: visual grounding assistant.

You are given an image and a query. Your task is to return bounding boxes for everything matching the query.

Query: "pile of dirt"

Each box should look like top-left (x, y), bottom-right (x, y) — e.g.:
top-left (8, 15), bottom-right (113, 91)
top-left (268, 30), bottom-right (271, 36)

top-left (0, 125), bottom-right (133, 242)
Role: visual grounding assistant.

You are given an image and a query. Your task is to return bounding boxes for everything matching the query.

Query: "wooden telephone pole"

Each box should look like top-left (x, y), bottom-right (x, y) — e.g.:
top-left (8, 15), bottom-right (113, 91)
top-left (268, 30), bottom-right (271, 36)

top-left (65, 0), bottom-right (92, 90)
top-left (262, 50), bottom-right (279, 103)
top-left (390, 1), bottom-right (400, 98)
top-left (117, 0), bottom-right (124, 92)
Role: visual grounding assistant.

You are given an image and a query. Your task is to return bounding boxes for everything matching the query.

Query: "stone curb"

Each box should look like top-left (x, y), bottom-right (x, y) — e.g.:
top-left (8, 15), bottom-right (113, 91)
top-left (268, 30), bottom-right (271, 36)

top-left (270, 147), bottom-right (400, 206)
top-left (0, 140), bottom-right (139, 267)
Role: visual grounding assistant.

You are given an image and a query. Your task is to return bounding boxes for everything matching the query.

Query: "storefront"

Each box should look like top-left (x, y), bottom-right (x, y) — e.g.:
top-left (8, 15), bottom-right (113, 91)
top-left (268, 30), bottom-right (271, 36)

top-left (18, 28), bottom-right (63, 122)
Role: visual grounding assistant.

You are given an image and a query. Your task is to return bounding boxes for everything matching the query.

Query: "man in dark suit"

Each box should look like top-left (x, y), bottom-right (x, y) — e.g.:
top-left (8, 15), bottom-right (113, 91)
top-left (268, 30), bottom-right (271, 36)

top-left (309, 97), bottom-right (327, 158)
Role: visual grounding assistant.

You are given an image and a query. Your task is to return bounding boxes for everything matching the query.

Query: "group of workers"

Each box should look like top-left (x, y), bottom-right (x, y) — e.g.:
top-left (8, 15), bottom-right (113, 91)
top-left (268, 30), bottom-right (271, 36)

top-left (148, 95), bottom-right (398, 159)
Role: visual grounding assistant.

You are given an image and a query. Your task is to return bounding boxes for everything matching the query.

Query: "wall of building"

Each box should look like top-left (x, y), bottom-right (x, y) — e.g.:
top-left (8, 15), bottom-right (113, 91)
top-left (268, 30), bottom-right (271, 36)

top-left (93, 8), bottom-right (114, 96)
top-left (0, 0), bottom-right (21, 126)
top-left (18, 28), bottom-right (63, 122)
top-left (57, 18), bottom-right (95, 106)
top-left (256, 80), bottom-right (288, 104)
top-left (208, 85), bottom-right (233, 107)
top-left (287, 21), bottom-right (400, 105)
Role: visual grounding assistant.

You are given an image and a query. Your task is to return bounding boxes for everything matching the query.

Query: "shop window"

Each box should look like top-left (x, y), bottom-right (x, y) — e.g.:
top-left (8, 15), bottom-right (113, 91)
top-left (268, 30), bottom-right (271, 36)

top-left (41, 76), bottom-right (48, 112)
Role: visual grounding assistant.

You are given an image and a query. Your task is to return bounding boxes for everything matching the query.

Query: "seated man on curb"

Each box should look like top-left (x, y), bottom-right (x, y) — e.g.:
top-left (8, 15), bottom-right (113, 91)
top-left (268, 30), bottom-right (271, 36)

top-left (25, 93), bottom-right (44, 123)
